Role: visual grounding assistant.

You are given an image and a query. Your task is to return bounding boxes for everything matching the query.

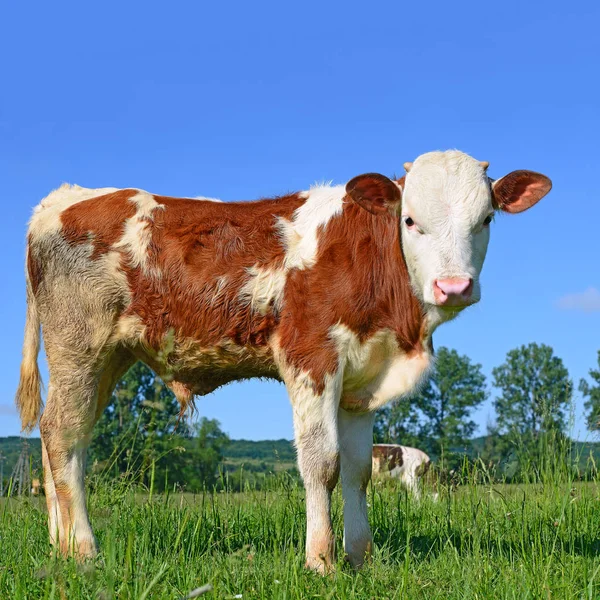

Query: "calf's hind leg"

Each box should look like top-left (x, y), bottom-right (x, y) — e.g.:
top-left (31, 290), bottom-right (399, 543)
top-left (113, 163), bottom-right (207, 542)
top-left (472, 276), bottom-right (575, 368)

top-left (40, 363), bottom-right (100, 559)
top-left (41, 438), bottom-right (60, 550)
top-left (40, 347), bottom-right (134, 559)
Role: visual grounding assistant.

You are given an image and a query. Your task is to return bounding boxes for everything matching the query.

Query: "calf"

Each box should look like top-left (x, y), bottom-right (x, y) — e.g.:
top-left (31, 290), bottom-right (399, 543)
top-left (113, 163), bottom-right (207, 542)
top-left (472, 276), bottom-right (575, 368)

top-left (16, 151), bottom-right (551, 573)
top-left (372, 444), bottom-right (431, 499)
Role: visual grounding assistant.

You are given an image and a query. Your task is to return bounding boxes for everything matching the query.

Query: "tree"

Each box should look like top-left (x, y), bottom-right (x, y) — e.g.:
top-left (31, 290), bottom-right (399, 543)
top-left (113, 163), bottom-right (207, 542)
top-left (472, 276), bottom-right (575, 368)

top-left (374, 347), bottom-right (487, 462)
top-left (417, 347), bottom-right (487, 459)
top-left (89, 362), bottom-right (191, 490)
top-left (373, 399), bottom-right (421, 447)
top-left (580, 351), bottom-right (600, 432)
top-left (491, 343), bottom-right (573, 481)
top-left (492, 343), bottom-right (572, 437)
top-left (191, 417), bottom-right (230, 489)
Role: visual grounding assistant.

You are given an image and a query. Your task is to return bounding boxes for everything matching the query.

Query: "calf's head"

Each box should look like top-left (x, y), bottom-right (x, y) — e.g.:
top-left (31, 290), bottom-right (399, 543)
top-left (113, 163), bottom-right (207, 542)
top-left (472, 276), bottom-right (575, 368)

top-left (346, 150), bottom-right (551, 313)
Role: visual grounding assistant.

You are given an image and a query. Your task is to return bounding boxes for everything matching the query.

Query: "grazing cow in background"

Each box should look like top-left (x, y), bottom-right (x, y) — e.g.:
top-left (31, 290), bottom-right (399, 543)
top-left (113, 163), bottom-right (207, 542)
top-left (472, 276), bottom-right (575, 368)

top-left (372, 444), bottom-right (431, 499)
top-left (16, 150), bottom-right (551, 573)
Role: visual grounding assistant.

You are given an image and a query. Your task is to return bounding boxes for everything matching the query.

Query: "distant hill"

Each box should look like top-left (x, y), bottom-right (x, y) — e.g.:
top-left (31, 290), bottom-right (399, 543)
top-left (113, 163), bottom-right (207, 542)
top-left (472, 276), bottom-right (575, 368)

top-left (0, 436), bottom-right (295, 478)
top-left (223, 438), bottom-right (295, 461)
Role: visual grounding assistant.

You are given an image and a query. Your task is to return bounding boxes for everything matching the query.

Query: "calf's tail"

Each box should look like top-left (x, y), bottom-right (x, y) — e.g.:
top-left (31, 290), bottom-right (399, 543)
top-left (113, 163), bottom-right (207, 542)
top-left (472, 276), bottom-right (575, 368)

top-left (15, 247), bottom-right (43, 432)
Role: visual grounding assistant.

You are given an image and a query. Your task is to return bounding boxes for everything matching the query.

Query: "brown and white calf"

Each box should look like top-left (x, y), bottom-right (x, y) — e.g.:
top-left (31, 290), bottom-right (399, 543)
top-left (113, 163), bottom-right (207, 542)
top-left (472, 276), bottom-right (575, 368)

top-left (16, 150), bottom-right (551, 573)
top-left (372, 444), bottom-right (431, 499)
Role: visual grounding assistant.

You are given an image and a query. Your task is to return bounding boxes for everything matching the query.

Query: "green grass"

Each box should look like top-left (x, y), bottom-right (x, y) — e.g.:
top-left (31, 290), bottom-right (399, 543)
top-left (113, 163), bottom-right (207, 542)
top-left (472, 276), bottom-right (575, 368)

top-left (2, 473), bottom-right (600, 599)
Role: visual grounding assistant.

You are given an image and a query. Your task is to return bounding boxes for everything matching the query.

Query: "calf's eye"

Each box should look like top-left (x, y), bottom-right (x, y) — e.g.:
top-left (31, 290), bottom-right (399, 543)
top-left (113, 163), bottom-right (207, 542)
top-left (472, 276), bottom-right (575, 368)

top-left (483, 215), bottom-right (493, 226)
top-left (404, 217), bottom-right (415, 227)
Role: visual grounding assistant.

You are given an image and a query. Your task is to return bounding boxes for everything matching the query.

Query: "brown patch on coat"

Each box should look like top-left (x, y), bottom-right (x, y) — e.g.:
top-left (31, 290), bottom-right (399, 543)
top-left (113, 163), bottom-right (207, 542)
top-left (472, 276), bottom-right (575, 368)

top-left (278, 200), bottom-right (424, 394)
top-left (115, 193), bottom-right (306, 405)
top-left (60, 189), bottom-right (139, 259)
top-left (123, 193), bottom-right (304, 347)
top-left (372, 444), bottom-right (404, 471)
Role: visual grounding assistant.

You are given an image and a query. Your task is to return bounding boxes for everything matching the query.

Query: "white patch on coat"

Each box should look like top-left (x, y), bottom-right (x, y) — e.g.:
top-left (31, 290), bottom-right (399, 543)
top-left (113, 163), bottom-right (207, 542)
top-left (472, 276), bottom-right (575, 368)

top-left (401, 150), bottom-right (493, 307)
top-left (241, 184), bottom-right (346, 317)
top-left (277, 184), bottom-right (345, 270)
top-left (102, 250), bottom-right (131, 296)
top-left (194, 196), bottom-right (223, 202)
top-left (111, 314), bottom-right (147, 346)
top-left (29, 184), bottom-right (120, 238)
top-left (366, 352), bottom-right (432, 410)
top-left (239, 266), bottom-right (287, 315)
top-left (330, 324), bottom-right (433, 412)
top-left (113, 191), bottom-right (165, 274)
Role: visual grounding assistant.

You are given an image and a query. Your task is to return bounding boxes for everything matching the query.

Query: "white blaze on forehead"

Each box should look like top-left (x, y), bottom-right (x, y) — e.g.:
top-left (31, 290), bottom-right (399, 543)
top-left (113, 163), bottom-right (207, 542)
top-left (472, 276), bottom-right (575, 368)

top-left (404, 151), bottom-right (492, 224)
top-left (114, 191), bottom-right (165, 273)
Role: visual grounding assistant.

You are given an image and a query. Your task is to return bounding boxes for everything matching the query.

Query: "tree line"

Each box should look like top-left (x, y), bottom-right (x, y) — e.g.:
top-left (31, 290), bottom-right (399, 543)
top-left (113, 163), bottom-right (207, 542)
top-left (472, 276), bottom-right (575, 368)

top-left (376, 344), bottom-right (600, 480)
top-left (84, 344), bottom-right (600, 490)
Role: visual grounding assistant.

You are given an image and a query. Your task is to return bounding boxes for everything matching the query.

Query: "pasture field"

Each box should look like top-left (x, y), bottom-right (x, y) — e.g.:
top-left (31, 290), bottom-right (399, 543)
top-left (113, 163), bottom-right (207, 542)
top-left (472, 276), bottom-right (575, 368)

top-left (1, 473), bottom-right (600, 599)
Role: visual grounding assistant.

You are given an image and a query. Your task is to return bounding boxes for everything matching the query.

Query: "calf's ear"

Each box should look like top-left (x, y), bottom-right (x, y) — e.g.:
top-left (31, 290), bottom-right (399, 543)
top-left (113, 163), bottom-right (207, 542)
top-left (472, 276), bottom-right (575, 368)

top-left (346, 173), bottom-right (402, 216)
top-left (492, 170), bottom-right (552, 214)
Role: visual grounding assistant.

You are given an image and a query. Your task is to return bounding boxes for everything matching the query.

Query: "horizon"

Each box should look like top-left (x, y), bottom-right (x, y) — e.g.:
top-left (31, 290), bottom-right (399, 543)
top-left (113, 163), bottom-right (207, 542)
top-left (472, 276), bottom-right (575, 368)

top-left (2, 0), bottom-right (599, 443)
top-left (0, 431), bottom-right (598, 444)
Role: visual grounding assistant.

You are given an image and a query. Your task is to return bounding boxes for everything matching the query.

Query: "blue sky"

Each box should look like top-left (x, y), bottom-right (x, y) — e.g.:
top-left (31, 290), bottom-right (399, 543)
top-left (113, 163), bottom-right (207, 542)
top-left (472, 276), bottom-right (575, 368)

top-left (1, 0), bottom-right (599, 441)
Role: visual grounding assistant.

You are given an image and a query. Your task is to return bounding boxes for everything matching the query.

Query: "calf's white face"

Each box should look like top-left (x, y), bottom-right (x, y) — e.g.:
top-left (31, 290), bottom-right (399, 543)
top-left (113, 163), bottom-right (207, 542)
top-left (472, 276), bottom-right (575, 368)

top-left (401, 151), bottom-right (493, 309)
top-left (345, 151), bottom-right (552, 316)
top-left (398, 150), bottom-right (551, 311)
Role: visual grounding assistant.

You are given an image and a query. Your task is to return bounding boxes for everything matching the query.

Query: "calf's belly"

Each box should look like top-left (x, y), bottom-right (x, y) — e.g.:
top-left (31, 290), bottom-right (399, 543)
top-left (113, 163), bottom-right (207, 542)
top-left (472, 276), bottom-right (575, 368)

top-left (134, 339), bottom-right (281, 398)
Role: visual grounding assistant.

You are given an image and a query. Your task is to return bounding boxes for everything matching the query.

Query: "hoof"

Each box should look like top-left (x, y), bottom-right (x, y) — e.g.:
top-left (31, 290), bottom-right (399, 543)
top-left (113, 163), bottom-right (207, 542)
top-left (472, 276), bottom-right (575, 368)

top-left (305, 554), bottom-right (335, 575)
top-left (59, 537), bottom-right (98, 561)
top-left (344, 539), bottom-right (373, 570)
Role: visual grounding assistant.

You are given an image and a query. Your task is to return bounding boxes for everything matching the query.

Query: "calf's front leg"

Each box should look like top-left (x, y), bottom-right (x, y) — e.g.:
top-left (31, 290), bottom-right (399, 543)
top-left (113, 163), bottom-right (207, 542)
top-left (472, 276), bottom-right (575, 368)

top-left (339, 409), bottom-right (375, 568)
top-left (288, 375), bottom-right (341, 574)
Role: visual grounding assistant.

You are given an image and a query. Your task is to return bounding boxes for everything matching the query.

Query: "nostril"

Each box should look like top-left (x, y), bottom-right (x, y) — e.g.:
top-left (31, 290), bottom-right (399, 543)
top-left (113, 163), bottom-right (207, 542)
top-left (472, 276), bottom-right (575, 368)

top-left (433, 280), bottom-right (448, 299)
top-left (463, 279), bottom-right (473, 299)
